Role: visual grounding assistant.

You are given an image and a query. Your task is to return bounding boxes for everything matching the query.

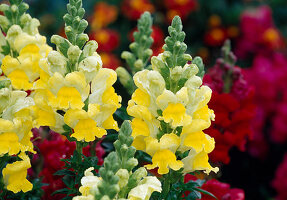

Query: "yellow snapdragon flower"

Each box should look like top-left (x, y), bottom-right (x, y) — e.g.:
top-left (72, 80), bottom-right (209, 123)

top-left (2, 153), bottom-right (33, 193)
top-left (127, 54), bottom-right (218, 175)
top-left (1, 25), bottom-right (52, 91)
top-left (128, 176), bottom-right (162, 200)
top-left (0, 89), bottom-right (35, 155)
top-left (63, 68), bottom-right (121, 142)
top-left (1, 44), bottom-right (51, 90)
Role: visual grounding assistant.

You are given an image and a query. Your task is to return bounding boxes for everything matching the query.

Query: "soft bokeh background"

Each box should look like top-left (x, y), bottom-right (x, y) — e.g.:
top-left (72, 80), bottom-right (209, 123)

top-left (4, 0), bottom-right (287, 199)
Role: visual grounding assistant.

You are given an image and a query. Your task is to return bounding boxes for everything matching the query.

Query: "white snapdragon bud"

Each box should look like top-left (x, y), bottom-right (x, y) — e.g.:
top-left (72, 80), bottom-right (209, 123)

top-left (78, 53), bottom-right (102, 82)
top-left (6, 25), bottom-right (22, 50)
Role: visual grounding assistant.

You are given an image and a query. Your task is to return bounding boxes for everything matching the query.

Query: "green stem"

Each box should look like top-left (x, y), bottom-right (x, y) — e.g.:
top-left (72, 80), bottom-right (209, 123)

top-left (76, 141), bottom-right (83, 155)
top-left (161, 174), bottom-right (171, 199)
top-left (90, 138), bottom-right (99, 157)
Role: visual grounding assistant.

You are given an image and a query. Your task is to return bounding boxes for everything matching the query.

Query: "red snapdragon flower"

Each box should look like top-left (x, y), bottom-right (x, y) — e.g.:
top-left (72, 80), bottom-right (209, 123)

top-left (204, 58), bottom-right (255, 164)
top-left (235, 6), bottom-right (285, 59)
top-left (184, 174), bottom-right (245, 200)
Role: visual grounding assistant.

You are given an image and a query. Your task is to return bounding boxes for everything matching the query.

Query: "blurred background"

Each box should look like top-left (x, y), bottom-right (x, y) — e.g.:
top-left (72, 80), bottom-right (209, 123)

top-left (3, 0), bottom-right (287, 199)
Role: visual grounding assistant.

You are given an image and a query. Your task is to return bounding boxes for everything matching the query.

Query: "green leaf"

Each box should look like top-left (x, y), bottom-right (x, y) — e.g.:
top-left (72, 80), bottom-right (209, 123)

top-left (53, 169), bottom-right (76, 176)
top-left (193, 187), bottom-right (218, 200)
top-left (51, 188), bottom-right (70, 195)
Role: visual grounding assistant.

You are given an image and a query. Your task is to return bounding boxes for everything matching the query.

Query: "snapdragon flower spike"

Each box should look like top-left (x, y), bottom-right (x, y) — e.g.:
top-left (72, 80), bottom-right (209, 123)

top-left (127, 16), bottom-right (218, 175)
top-left (116, 11), bottom-right (154, 94)
top-left (73, 121), bottom-right (162, 200)
top-left (33, 0), bottom-right (121, 142)
top-left (0, 79), bottom-right (35, 193)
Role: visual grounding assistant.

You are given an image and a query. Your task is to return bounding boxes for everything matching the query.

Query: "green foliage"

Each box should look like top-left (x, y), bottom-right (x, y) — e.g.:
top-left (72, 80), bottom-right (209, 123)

top-left (163, 16), bottom-right (192, 69)
top-left (53, 150), bottom-right (100, 200)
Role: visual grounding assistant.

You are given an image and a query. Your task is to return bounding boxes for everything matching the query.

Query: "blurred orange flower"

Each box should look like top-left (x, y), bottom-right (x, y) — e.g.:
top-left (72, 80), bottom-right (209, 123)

top-left (90, 2), bottom-right (118, 31)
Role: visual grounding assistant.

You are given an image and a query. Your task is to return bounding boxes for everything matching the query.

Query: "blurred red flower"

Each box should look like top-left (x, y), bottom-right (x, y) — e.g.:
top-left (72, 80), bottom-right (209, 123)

top-left (100, 52), bottom-right (121, 70)
top-left (121, 0), bottom-right (154, 20)
top-left (184, 174), bottom-right (245, 200)
top-left (89, 29), bottom-right (120, 52)
top-left (204, 60), bottom-right (255, 164)
top-left (165, 0), bottom-right (198, 21)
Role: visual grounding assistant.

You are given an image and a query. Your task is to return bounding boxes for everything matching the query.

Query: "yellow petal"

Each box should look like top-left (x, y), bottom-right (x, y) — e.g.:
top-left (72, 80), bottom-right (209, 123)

top-left (132, 89), bottom-right (150, 107)
top-left (0, 132), bottom-right (20, 156)
top-left (71, 119), bottom-right (107, 142)
top-left (131, 118), bottom-right (150, 137)
top-left (162, 103), bottom-right (192, 127)
top-left (145, 150), bottom-right (183, 174)
top-left (7, 69), bottom-right (33, 90)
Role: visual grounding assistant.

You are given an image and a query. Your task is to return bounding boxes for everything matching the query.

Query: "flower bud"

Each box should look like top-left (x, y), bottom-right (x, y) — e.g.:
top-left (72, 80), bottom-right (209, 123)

top-left (170, 66), bottom-right (183, 81)
top-left (116, 67), bottom-right (133, 91)
top-left (11, 5), bottom-right (18, 13)
top-left (47, 50), bottom-right (68, 75)
top-left (115, 169), bottom-right (129, 189)
top-left (134, 59), bottom-right (143, 70)
top-left (83, 40), bottom-right (98, 57)
top-left (79, 54), bottom-right (102, 82)
top-left (67, 45), bottom-right (81, 64)
top-left (121, 51), bottom-right (133, 60)
top-left (6, 25), bottom-right (22, 49)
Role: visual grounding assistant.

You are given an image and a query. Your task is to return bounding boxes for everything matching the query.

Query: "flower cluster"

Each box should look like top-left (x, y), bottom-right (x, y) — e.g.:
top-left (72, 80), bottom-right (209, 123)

top-left (235, 5), bottom-right (284, 59)
top-left (0, 79), bottom-right (35, 193)
top-left (127, 16), bottom-right (218, 175)
top-left (31, 129), bottom-right (105, 200)
top-left (32, 0), bottom-right (121, 142)
top-left (245, 53), bottom-right (287, 158)
top-left (203, 41), bottom-right (255, 164)
top-left (73, 121), bottom-right (162, 200)
top-left (235, 5), bottom-right (287, 159)
top-left (0, 0), bottom-right (51, 193)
